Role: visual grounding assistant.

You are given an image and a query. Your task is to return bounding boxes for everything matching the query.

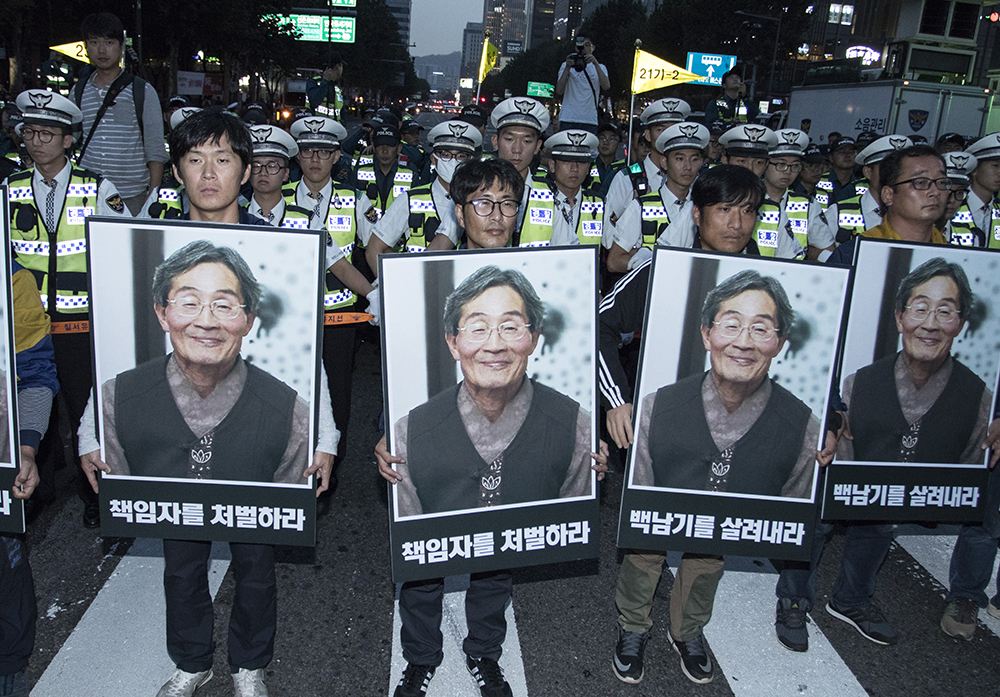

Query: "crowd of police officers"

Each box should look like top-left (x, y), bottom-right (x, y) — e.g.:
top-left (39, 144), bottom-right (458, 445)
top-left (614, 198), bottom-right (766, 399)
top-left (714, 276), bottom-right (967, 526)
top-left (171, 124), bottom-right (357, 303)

top-left (3, 16), bottom-right (1000, 697)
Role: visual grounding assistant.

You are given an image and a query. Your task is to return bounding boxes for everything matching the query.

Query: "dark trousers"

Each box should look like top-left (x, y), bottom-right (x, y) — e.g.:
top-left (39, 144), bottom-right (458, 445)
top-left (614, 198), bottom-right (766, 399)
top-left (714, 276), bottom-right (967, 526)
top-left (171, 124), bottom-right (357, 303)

top-left (398, 571), bottom-right (512, 666)
top-left (0, 536), bottom-right (35, 678)
top-left (163, 540), bottom-right (276, 673)
top-left (322, 322), bottom-right (356, 462)
top-left (37, 326), bottom-right (93, 503)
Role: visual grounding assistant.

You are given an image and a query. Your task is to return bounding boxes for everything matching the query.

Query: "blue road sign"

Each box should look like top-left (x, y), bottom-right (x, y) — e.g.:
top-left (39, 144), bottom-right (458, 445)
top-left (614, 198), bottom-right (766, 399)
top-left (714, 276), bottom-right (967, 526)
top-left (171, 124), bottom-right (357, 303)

top-left (685, 52), bottom-right (737, 87)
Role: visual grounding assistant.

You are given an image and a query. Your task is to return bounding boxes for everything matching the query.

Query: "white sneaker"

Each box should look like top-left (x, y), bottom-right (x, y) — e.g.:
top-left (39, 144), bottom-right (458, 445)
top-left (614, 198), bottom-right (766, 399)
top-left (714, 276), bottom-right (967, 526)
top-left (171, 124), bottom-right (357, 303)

top-left (155, 668), bottom-right (212, 697)
top-left (233, 668), bottom-right (269, 697)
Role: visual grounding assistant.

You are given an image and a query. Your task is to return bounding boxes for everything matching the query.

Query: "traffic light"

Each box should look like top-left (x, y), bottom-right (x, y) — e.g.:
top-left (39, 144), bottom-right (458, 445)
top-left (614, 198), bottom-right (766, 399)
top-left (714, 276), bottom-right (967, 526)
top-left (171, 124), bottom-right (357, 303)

top-left (990, 11), bottom-right (999, 21)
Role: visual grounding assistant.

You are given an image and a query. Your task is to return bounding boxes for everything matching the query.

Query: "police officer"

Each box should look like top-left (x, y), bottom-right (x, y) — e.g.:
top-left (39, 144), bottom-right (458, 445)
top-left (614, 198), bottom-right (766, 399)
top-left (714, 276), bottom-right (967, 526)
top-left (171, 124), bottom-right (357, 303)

top-left (792, 143), bottom-right (826, 199)
top-left (399, 119), bottom-right (429, 184)
top-left (4, 89), bottom-right (129, 526)
top-left (306, 52), bottom-right (346, 121)
top-left (704, 68), bottom-right (758, 127)
top-left (365, 119), bottom-right (481, 275)
top-left (938, 151), bottom-right (976, 245)
top-left (244, 125), bottom-right (313, 228)
top-left (816, 136), bottom-right (861, 205)
top-left (593, 123), bottom-right (625, 198)
top-left (607, 121), bottom-right (708, 273)
top-left (756, 128), bottom-right (834, 260)
top-left (489, 96), bottom-right (551, 235)
top-left (828, 135), bottom-right (912, 242)
top-left (959, 133), bottom-right (1000, 249)
top-left (519, 129), bottom-right (603, 247)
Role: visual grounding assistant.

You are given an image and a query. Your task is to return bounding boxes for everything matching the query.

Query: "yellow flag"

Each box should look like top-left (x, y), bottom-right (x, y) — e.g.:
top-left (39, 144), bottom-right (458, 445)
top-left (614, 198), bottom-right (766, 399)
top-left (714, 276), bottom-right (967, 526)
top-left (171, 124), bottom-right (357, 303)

top-left (631, 50), bottom-right (700, 94)
top-left (478, 35), bottom-right (499, 83)
top-left (50, 41), bottom-right (90, 64)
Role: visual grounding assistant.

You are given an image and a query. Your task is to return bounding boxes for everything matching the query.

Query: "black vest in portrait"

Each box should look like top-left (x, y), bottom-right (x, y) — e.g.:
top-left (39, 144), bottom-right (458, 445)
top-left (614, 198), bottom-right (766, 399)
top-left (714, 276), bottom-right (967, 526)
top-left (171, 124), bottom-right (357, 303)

top-left (407, 379), bottom-right (580, 514)
top-left (849, 354), bottom-right (984, 463)
top-left (115, 355), bottom-right (297, 481)
top-left (647, 372), bottom-right (811, 496)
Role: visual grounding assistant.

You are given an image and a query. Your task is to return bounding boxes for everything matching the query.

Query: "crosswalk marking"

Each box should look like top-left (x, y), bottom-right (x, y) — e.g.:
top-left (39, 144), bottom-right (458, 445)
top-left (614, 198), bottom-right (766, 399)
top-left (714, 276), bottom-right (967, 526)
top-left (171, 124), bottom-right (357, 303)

top-left (388, 576), bottom-right (527, 696)
top-left (32, 539), bottom-right (232, 696)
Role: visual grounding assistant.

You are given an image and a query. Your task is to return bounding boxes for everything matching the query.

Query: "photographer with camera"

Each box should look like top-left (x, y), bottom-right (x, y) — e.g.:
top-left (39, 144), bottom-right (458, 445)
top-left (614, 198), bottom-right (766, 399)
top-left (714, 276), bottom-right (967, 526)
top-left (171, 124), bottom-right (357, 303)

top-left (705, 68), bottom-right (759, 128)
top-left (555, 36), bottom-right (610, 134)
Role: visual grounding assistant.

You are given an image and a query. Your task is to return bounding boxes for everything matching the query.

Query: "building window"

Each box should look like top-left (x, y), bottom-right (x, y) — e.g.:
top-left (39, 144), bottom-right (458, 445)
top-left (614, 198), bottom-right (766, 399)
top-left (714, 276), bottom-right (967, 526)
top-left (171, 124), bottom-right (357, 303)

top-left (829, 3), bottom-right (854, 25)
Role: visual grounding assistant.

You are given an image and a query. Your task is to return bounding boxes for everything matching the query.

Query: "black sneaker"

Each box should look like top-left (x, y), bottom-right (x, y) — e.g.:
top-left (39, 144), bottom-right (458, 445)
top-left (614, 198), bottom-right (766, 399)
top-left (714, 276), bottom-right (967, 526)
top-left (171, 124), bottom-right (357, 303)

top-left (393, 663), bottom-right (435, 697)
top-left (775, 597), bottom-right (810, 652)
top-left (670, 632), bottom-right (713, 684)
top-left (466, 655), bottom-right (513, 697)
top-left (612, 625), bottom-right (649, 683)
top-left (826, 600), bottom-right (898, 645)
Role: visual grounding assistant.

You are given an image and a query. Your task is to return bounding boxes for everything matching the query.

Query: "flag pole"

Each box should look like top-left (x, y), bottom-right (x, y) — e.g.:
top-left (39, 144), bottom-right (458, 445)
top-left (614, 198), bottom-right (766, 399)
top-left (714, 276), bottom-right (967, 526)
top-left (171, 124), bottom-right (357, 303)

top-left (628, 40), bottom-right (640, 165)
top-left (476, 31), bottom-right (491, 103)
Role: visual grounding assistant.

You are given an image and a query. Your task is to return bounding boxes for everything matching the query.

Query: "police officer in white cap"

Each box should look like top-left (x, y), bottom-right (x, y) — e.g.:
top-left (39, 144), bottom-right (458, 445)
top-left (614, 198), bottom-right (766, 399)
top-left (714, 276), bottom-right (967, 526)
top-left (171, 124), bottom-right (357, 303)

top-left (607, 122), bottom-right (707, 273)
top-left (141, 106), bottom-right (202, 218)
top-left (489, 96), bottom-right (550, 233)
top-left (603, 98), bottom-right (692, 230)
top-left (828, 134), bottom-right (912, 242)
top-left (365, 120), bottom-right (482, 275)
top-left (290, 114), bottom-right (378, 474)
top-left (244, 125), bottom-right (312, 228)
top-left (938, 151), bottom-right (977, 246)
top-left (755, 128), bottom-right (835, 260)
top-left (961, 133), bottom-right (1000, 249)
top-left (518, 129), bottom-right (602, 247)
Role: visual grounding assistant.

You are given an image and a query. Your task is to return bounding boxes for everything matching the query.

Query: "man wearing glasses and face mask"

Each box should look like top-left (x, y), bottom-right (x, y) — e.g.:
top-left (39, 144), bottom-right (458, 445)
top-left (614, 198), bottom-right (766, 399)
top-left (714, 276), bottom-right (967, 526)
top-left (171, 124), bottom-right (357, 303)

top-left (365, 120), bottom-right (482, 276)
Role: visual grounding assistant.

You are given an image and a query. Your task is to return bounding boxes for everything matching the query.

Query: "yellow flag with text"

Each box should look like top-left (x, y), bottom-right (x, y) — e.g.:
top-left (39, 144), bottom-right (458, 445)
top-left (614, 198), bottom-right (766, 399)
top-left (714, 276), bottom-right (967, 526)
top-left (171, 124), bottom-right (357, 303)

top-left (50, 41), bottom-right (90, 64)
top-left (631, 50), bottom-right (700, 94)
top-left (478, 37), bottom-right (499, 82)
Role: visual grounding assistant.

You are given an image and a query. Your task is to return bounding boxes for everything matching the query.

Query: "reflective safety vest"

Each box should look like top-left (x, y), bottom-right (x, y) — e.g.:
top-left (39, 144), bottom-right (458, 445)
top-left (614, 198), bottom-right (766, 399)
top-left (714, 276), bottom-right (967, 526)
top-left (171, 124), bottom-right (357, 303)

top-left (835, 194), bottom-right (867, 240)
top-left (715, 97), bottom-right (750, 125)
top-left (638, 190), bottom-right (672, 249)
top-left (949, 200), bottom-right (1000, 248)
top-left (315, 84), bottom-right (344, 121)
top-left (7, 168), bottom-right (98, 314)
top-left (519, 185), bottom-right (603, 247)
top-left (755, 195), bottom-right (809, 258)
top-left (405, 185), bottom-right (441, 252)
top-left (145, 186), bottom-right (185, 219)
top-left (241, 199), bottom-right (312, 229)
top-left (355, 165), bottom-right (414, 220)
top-left (814, 173), bottom-right (835, 209)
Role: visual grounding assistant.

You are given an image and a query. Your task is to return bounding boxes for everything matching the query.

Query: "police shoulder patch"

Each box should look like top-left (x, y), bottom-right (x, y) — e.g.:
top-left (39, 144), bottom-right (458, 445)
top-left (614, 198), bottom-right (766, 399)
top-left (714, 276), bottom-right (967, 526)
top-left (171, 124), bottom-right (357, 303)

top-left (364, 206), bottom-right (378, 223)
top-left (106, 194), bottom-right (125, 214)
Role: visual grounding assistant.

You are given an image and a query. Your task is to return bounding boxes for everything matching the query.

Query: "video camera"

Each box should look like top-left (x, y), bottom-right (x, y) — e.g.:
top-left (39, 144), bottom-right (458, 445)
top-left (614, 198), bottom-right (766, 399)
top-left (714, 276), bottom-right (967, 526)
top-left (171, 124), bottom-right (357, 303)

top-left (573, 37), bottom-right (587, 72)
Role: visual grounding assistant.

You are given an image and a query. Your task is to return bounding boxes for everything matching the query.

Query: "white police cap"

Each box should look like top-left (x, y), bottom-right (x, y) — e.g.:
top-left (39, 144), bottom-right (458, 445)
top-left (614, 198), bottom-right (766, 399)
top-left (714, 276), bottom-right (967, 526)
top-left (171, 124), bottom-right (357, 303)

top-left (290, 116), bottom-right (348, 148)
top-left (967, 133), bottom-right (1000, 162)
top-left (250, 125), bottom-right (298, 160)
top-left (770, 129), bottom-right (809, 157)
top-left (490, 97), bottom-right (550, 134)
top-left (855, 135), bottom-right (912, 166)
top-left (718, 124), bottom-right (777, 158)
top-left (16, 90), bottom-right (82, 128)
top-left (640, 98), bottom-right (691, 127)
top-left (942, 151), bottom-right (977, 182)
top-left (654, 122), bottom-right (709, 153)
top-left (544, 130), bottom-right (599, 162)
top-left (427, 120), bottom-right (483, 153)
top-left (169, 107), bottom-right (202, 131)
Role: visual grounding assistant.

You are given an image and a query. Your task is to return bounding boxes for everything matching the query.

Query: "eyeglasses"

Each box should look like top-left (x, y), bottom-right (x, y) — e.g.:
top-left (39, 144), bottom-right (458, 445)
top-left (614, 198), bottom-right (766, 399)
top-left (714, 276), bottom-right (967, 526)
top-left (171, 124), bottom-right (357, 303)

top-left (21, 128), bottom-right (58, 144)
top-left (250, 161), bottom-right (286, 175)
top-left (300, 148), bottom-right (335, 160)
top-left (465, 198), bottom-right (520, 218)
top-left (904, 303), bottom-right (961, 325)
top-left (892, 177), bottom-right (954, 192)
top-left (168, 296), bottom-right (245, 321)
top-left (948, 188), bottom-right (968, 201)
top-left (434, 150), bottom-right (472, 162)
top-left (768, 162), bottom-right (802, 173)
top-left (712, 319), bottom-right (779, 344)
top-left (458, 320), bottom-right (532, 344)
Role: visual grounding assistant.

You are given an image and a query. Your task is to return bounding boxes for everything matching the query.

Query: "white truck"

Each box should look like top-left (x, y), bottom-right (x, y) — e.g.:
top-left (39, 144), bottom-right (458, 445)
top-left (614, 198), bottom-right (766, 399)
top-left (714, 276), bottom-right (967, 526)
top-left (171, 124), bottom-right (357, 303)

top-left (785, 80), bottom-right (993, 146)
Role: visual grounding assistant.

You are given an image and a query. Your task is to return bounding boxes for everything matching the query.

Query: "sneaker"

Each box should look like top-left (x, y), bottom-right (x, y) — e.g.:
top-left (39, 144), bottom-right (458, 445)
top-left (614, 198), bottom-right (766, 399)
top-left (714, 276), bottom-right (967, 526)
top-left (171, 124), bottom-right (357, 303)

top-left (826, 600), bottom-right (898, 645)
top-left (155, 669), bottom-right (212, 697)
top-left (775, 597), bottom-right (810, 652)
top-left (670, 632), bottom-right (714, 684)
top-left (232, 668), bottom-right (268, 697)
top-left (466, 655), bottom-right (513, 697)
top-left (612, 625), bottom-right (649, 684)
top-left (988, 599), bottom-right (1000, 621)
top-left (940, 597), bottom-right (978, 640)
top-left (394, 663), bottom-right (436, 697)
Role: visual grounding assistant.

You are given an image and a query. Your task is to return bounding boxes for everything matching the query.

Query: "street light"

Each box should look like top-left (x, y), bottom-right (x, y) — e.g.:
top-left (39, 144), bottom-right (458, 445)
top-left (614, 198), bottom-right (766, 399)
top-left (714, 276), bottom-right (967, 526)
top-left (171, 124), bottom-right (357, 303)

top-left (735, 9), bottom-right (782, 100)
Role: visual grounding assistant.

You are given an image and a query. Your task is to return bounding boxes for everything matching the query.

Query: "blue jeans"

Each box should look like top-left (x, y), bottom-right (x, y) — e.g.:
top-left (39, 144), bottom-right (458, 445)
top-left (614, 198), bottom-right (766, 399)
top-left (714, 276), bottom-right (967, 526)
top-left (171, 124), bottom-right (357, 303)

top-left (947, 523), bottom-right (1000, 608)
top-left (775, 521), bottom-right (894, 610)
top-left (0, 668), bottom-right (28, 697)
top-left (557, 121), bottom-right (598, 134)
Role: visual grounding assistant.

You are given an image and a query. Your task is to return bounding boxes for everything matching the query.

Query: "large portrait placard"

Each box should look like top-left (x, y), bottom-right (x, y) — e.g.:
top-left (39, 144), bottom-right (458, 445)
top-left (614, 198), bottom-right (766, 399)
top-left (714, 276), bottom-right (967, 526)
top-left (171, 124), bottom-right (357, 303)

top-left (0, 188), bottom-right (24, 534)
top-left (822, 239), bottom-right (1000, 522)
top-left (381, 247), bottom-right (599, 583)
top-left (618, 249), bottom-right (850, 560)
top-left (87, 218), bottom-right (324, 545)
